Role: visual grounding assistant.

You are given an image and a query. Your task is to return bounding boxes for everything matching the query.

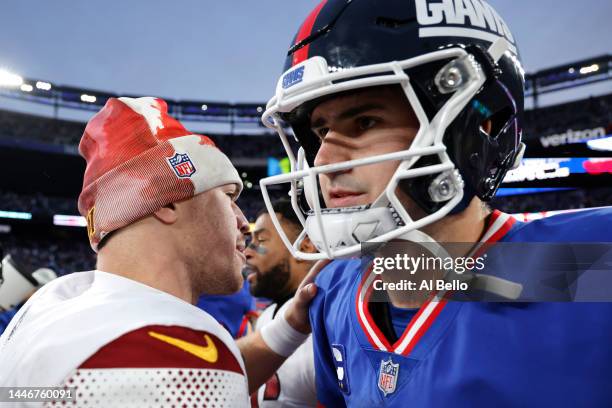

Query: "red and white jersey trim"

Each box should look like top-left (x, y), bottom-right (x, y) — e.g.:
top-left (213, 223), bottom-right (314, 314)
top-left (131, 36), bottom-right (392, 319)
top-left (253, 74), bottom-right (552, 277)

top-left (355, 210), bottom-right (515, 355)
top-left (393, 293), bottom-right (448, 355)
top-left (0, 270), bottom-right (246, 395)
top-left (477, 210), bottom-right (516, 250)
top-left (356, 270), bottom-right (448, 355)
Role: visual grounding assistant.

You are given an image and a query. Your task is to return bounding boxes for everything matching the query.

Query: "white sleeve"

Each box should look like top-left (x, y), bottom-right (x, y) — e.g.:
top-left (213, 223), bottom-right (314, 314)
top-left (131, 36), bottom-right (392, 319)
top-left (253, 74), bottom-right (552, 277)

top-left (257, 336), bottom-right (317, 408)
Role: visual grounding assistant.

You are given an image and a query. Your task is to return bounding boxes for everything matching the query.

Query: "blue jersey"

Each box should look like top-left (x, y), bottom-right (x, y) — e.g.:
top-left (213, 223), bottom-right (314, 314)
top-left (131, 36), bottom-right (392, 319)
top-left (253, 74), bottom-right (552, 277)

top-left (0, 306), bottom-right (20, 336)
top-left (310, 209), bottom-right (612, 407)
top-left (197, 280), bottom-right (256, 338)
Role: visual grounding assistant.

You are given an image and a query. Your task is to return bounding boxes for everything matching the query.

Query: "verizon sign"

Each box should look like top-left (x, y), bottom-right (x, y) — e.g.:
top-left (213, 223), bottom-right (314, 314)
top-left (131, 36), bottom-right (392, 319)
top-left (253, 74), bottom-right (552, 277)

top-left (539, 127), bottom-right (606, 148)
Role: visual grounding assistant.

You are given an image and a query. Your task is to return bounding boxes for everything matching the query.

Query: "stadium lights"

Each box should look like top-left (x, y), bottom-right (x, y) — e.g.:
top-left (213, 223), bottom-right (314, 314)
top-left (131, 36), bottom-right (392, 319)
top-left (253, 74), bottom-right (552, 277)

top-left (80, 94), bottom-right (97, 103)
top-left (201, 104), bottom-right (208, 111)
top-left (20, 84), bottom-right (33, 92)
top-left (0, 210), bottom-right (32, 220)
top-left (53, 214), bottom-right (87, 227)
top-left (579, 64), bottom-right (599, 75)
top-left (35, 81), bottom-right (52, 91)
top-left (0, 69), bottom-right (23, 87)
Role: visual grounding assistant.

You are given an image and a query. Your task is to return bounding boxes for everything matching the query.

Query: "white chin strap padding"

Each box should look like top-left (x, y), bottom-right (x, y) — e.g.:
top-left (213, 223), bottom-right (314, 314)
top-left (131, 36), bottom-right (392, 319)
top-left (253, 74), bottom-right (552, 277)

top-left (305, 206), bottom-right (401, 254)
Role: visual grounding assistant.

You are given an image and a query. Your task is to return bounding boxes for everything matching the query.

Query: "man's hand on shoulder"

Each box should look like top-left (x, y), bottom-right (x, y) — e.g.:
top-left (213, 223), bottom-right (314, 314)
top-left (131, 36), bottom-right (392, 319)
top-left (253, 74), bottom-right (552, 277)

top-left (237, 259), bottom-right (330, 393)
top-left (284, 259), bottom-right (331, 333)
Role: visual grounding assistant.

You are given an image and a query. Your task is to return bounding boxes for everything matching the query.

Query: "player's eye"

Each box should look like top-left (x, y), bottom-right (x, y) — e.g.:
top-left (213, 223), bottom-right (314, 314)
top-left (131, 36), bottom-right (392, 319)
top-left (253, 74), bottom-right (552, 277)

top-left (225, 186), bottom-right (238, 200)
top-left (357, 116), bottom-right (379, 131)
top-left (314, 127), bottom-right (329, 140)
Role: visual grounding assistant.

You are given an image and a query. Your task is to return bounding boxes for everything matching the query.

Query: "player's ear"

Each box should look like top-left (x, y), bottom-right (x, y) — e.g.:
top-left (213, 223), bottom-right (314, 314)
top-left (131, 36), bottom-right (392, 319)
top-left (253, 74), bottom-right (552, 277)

top-left (153, 203), bottom-right (178, 225)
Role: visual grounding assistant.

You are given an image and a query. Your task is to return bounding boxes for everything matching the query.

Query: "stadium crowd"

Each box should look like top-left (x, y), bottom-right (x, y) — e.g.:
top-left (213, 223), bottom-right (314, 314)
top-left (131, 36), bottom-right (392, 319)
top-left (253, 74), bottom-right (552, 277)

top-left (523, 93), bottom-right (612, 138)
top-left (0, 109), bottom-right (288, 158)
top-left (0, 235), bottom-right (94, 277)
top-left (0, 189), bottom-right (78, 215)
top-left (1, 94), bottom-right (610, 153)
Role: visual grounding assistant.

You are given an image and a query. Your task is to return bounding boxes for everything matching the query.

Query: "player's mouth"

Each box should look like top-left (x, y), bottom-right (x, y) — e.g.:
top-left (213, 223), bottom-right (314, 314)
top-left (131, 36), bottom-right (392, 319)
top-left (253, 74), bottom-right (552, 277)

top-left (328, 188), bottom-right (368, 208)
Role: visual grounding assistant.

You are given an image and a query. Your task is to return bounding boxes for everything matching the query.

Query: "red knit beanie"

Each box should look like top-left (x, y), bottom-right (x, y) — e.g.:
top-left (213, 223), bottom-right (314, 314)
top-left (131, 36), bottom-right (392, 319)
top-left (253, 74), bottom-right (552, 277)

top-left (78, 97), bottom-right (242, 251)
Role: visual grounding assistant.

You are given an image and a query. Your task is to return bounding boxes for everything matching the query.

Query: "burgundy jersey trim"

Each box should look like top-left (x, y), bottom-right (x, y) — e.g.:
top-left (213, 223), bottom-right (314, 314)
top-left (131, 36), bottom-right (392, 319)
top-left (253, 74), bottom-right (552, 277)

top-left (79, 325), bottom-right (243, 375)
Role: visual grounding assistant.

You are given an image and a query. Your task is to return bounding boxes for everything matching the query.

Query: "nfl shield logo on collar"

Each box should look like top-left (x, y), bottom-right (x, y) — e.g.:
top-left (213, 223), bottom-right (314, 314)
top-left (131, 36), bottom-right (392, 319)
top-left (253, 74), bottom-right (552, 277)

top-left (167, 153), bottom-right (196, 178)
top-left (378, 358), bottom-right (399, 396)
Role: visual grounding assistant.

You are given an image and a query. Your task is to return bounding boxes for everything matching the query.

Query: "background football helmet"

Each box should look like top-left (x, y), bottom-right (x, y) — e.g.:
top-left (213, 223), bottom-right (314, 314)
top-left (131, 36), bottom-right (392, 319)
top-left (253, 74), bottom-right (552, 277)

top-left (260, 0), bottom-right (526, 260)
top-left (0, 254), bottom-right (57, 311)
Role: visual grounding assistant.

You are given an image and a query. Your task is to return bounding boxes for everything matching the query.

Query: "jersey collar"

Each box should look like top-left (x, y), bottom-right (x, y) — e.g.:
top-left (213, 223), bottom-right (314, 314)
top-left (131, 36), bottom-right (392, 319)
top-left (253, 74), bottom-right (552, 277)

top-left (354, 210), bottom-right (516, 355)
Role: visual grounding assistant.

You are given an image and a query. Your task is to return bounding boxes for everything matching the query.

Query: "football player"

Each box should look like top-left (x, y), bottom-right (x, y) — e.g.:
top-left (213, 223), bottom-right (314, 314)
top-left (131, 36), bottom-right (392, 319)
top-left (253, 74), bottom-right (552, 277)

top-left (246, 198), bottom-right (317, 407)
top-left (259, 0), bottom-right (612, 406)
top-left (0, 97), bottom-right (320, 407)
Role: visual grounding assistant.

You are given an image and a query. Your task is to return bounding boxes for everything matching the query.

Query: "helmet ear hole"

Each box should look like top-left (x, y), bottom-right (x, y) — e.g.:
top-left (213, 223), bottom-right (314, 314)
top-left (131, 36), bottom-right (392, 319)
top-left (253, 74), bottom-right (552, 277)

top-left (487, 106), bottom-right (514, 140)
top-left (296, 175), bottom-right (326, 213)
top-left (295, 149), bottom-right (324, 213)
top-left (479, 119), bottom-right (493, 137)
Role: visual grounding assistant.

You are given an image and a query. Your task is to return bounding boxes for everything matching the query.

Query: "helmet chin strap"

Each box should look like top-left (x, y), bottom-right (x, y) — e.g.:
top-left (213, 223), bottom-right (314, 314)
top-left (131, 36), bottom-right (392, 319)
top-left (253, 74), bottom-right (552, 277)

top-left (303, 203), bottom-right (403, 255)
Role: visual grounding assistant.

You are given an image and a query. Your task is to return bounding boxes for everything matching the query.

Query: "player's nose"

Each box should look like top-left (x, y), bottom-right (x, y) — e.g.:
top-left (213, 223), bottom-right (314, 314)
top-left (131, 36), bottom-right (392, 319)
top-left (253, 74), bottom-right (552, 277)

top-left (233, 204), bottom-right (249, 234)
top-left (313, 133), bottom-right (352, 168)
top-left (244, 243), bottom-right (256, 260)
top-left (313, 134), bottom-right (355, 187)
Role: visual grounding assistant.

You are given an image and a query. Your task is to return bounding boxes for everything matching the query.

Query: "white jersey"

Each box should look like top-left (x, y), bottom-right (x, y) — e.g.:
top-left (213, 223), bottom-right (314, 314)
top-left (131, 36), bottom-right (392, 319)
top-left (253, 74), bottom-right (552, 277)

top-left (0, 270), bottom-right (249, 407)
top-left (255, 302), bottom-right (316, 408)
